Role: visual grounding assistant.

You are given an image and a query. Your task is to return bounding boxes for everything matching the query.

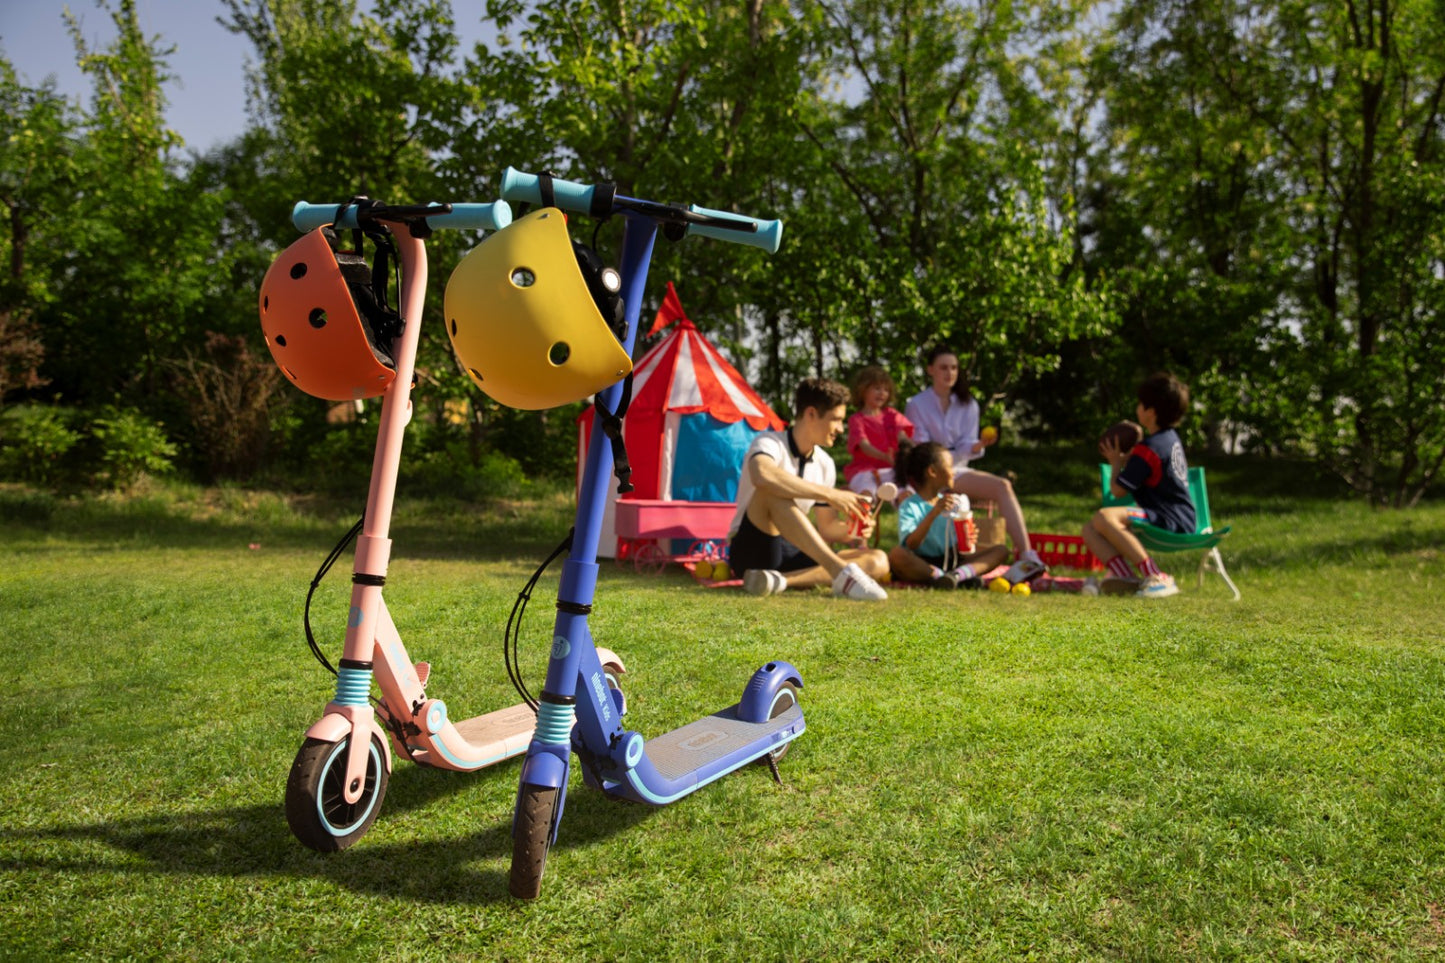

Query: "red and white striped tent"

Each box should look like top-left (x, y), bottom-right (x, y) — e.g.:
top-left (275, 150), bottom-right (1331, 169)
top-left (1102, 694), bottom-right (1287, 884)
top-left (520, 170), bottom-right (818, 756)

top-left (578, 282), bottom-right (785, 557)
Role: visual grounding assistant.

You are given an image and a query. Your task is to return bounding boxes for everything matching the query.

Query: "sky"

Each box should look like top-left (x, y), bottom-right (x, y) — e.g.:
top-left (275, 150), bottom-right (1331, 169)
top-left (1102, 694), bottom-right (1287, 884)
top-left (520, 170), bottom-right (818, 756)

top-left (0, 1), bottom-right (491, 154)
top-left (2, 1), bottom-right (252, 152)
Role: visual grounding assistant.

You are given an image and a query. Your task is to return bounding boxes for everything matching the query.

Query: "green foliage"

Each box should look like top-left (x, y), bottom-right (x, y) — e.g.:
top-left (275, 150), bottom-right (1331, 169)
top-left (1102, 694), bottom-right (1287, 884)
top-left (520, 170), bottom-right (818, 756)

top-left (89, 406), bottom-right (177, 489)
top-left (3, 0), bottom-right (1441, 504)
top-left (1080, 0), bottom-right (1445, 503)
top-left (0, 404), bottom-right (81, 485)
top-left (0, 402), bottom-right (175, 490)
top-left (790, 0), bottom-right (1117, 403)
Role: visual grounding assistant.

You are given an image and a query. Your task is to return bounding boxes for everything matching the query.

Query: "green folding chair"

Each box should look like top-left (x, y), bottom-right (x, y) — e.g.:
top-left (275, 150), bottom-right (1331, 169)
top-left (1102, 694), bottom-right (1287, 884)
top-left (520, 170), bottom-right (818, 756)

top-left (1100, 463), bottom-right (1241, 600)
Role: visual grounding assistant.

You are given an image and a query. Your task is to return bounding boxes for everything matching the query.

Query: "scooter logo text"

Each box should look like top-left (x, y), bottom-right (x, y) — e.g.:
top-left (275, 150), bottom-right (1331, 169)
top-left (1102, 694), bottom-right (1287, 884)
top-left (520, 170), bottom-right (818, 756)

top-left (590, 671), bottom-right (612, 723)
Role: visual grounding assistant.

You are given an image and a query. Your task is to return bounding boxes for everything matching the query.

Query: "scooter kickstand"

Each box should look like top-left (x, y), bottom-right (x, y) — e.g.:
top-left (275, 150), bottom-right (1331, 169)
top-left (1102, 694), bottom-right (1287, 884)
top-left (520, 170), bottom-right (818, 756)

top-left (766, 754), bottom-right (784, 786)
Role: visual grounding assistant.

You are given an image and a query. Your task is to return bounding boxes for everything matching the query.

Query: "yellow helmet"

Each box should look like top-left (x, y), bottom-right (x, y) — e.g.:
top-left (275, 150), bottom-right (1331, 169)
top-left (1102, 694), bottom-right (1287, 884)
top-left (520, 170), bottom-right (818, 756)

top-left (444, 208), bottom-right (632, 410)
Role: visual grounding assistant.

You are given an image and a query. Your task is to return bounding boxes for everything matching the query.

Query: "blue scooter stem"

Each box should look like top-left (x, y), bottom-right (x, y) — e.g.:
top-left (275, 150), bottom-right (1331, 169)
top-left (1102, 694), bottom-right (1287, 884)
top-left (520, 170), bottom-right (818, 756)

top-left (541, 212), bottom-right (658, 703)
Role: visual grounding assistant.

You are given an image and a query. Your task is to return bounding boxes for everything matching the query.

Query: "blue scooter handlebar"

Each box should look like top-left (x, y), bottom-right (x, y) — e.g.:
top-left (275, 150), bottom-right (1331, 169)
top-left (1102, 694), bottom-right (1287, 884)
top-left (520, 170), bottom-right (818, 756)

top-left (498, 167), bottom-right (783, 254)
top-left (291, 200), bottom-right (513, 233)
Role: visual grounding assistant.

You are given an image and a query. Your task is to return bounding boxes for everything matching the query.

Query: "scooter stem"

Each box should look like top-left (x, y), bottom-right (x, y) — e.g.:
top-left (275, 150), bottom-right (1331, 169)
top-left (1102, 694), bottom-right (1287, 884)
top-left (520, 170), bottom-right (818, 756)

top-left (335, 223), bottom-right (427, 804)
top-left (543, 214), bottom-right (658, 702)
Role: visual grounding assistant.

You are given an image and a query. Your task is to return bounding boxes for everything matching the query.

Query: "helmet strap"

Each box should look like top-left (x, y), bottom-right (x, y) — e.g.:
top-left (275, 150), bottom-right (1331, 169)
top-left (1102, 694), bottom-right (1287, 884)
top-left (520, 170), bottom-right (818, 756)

top-left (594, 373), bottom-right (635, 495)
top-left (334, 198), bottom-right (406, 362)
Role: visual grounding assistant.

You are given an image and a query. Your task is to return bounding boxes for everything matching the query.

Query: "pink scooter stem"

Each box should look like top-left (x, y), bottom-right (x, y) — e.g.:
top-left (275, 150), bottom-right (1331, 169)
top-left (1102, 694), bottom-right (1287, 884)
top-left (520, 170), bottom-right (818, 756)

top-left (332, 222), bottom-right (427, 805)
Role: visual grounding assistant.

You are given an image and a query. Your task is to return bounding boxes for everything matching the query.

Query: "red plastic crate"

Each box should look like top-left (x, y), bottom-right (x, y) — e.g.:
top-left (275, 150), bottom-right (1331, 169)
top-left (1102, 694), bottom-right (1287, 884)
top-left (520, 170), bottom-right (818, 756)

top-left (1031, 532), bottom-right (1104, 571)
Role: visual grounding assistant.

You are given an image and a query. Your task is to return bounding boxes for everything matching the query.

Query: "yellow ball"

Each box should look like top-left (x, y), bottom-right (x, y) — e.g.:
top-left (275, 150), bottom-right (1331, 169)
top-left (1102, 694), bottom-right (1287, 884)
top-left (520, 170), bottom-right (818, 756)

top-left (989, 577), bottom-right (1011, 593)
top-left (1011, 582), bottom-right (1031, 597)
top-left (711, 562), bottom-right (729, 581)
top-left (980, 425), bottom-right (998, 445)
top-left (693, 559), bottom-right (714, 580)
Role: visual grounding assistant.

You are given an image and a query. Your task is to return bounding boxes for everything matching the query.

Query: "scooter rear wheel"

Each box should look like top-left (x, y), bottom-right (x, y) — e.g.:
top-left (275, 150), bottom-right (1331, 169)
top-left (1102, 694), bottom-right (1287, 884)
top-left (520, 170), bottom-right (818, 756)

top-left (509, 784), bottom-right (558, 899)
top-left (285, 733), bottom-right (389, 852)
top-left (763, 682), bottom-right (801, 765)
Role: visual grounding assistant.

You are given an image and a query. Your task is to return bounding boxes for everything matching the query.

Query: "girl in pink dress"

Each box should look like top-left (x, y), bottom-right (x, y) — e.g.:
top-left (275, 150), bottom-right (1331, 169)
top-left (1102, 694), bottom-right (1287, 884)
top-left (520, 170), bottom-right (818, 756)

top-left (844, 365), bottom-right (913, 495)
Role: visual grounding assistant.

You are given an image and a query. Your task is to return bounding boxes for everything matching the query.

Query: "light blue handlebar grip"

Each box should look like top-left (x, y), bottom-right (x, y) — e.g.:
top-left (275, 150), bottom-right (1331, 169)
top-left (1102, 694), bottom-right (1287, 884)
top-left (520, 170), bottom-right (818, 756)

top-left (685, 204), bottom-right (783, 254)
top-left (428, 202), bottom-right (513, 231)
top-left (289, 200), bottom-right (512, 232)
top-left (291, 203), bottom-right (342, 232)
top-left (498, 167), bottom-right (596, 213)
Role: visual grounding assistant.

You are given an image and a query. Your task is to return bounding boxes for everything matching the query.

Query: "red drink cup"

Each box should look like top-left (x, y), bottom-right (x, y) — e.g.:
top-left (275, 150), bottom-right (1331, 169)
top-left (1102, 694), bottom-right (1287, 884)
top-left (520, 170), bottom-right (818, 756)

top-left (954, 513), bottom-right (977, 552)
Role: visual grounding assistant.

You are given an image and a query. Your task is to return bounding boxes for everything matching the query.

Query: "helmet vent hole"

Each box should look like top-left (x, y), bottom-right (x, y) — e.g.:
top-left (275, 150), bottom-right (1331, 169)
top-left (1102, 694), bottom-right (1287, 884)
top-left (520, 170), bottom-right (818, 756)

top-left (450, 319), bottom-right (457, 336)
top-left (290, 262), bottom-right (308, 280)
top-left (510, 268), bottom-right (536, 288)
top-left (275, 335), bottom-right (287, 347)
top-left (262, 296), bottom-right (269, 311)
top-left (468, 368), bottom-right (484, 382)
top-left (549, 342), bottom-right (571, 366)
top-left (308, 308), bottom-right (327, 329)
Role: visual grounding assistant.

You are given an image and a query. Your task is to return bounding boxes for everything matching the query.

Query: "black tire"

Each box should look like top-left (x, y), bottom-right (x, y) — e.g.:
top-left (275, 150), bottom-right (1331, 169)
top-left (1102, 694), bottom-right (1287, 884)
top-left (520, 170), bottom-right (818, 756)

top-left (285, 733), bottom-right (389, 853)
top-left (762, 682), bottom-right (800, 765)
top-left (508, 784), bottom-right (559, 899)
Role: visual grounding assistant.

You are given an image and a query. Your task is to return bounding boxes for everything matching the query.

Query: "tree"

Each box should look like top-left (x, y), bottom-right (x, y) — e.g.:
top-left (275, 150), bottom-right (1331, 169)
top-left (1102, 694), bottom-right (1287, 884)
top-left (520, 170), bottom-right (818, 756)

top-left (0, 60), bottom-right (78, 403)
top-left (792, 0), bottom-right (1115, 411)
top-left (1087, 0), bottom-right (1445, 504)
top-left (23, 0), bottom-right (227, 408)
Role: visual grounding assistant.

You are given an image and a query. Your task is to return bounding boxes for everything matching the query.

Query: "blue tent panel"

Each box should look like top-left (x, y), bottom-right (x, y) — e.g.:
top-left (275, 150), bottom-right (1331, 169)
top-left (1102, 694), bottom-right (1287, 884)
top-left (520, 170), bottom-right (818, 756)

top-left (671, 412), bottom-right (759, 503)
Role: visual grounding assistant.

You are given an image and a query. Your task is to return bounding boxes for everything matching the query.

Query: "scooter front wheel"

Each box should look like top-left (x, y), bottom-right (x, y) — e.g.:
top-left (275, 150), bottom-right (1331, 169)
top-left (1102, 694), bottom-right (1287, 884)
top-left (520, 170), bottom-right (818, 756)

top-left (285, 733), bottom-right (389, 852)
top-left (509, 784), bottom-right (558, 899)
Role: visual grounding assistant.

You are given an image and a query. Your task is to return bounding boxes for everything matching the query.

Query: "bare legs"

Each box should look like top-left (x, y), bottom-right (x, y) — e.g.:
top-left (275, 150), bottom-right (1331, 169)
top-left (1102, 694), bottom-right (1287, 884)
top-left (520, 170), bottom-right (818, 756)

top-left (887, 542), bottom-right (1010, 583)
top-left (745, 492), bottom-right (889, 589)
top-left (953, 468), bottom-right (1033, 557)
top-left (1081, 506), bottom-right (1147, 566)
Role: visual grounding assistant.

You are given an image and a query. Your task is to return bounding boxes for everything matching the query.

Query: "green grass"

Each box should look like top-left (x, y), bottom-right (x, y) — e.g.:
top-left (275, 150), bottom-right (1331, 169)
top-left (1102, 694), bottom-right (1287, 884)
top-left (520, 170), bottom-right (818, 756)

top-left (1, 457), bottom-right (1443, 961)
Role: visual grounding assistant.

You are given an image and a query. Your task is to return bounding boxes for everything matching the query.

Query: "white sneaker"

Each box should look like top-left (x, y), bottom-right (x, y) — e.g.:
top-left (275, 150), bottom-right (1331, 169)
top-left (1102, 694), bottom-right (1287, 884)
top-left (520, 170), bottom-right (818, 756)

top-left (743, 569), bottom-right (788, 596)
top-left (831, 562), bottom-right (888, 601)
top-left (1003, 557), bottom-right (1047, 584)
top-left (1136, 573), bottom-right (1180, 598)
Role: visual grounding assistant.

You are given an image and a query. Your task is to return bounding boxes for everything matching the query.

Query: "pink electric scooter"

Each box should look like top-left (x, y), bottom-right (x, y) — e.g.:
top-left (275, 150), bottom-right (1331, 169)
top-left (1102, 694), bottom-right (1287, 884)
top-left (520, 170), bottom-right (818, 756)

top-left (262, 198), bottom-right (624, 852)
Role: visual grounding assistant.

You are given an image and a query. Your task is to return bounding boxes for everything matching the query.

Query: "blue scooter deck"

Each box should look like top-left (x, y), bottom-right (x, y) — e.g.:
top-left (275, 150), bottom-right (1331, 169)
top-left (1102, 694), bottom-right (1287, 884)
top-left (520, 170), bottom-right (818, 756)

top-left (645, 702), bottom-right (803, 779)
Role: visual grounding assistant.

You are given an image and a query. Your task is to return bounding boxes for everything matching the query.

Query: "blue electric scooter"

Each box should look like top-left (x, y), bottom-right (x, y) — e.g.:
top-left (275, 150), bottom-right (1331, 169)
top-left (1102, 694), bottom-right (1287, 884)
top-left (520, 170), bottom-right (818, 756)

top-left (490, 168), bottom-right (804, 899)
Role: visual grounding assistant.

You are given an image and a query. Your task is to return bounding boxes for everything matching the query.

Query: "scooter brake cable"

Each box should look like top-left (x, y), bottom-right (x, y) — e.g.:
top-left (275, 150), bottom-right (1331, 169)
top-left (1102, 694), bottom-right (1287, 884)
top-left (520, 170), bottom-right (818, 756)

top-left (303, 516), bottom-right (365, 676)
top-left (504, 529), bottom-right (575, 711)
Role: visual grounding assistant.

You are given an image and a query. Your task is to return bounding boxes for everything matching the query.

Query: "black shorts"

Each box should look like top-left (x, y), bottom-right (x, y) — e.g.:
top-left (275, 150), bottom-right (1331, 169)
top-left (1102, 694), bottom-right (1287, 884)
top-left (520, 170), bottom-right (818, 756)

top-left (728, 514), bottom-right (818, 576)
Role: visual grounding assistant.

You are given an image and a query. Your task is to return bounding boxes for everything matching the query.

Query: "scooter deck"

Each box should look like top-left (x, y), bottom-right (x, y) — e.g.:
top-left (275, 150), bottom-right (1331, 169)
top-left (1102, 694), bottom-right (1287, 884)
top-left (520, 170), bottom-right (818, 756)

top-left (645, 702), bottom-right (803, 779)
top-left (409, 702), bottom-right (535, 770)
top-left (453, 702), bottom-right (536, 745)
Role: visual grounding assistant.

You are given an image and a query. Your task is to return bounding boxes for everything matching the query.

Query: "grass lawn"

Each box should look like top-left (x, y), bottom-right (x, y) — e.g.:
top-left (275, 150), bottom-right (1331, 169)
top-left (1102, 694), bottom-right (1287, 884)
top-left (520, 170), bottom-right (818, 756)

top-left (1, 452), bottom-right (1443, 961)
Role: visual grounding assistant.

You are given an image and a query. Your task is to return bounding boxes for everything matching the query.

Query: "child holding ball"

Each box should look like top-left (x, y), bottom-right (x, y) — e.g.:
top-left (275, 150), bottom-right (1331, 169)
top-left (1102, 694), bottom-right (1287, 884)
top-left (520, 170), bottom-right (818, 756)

top-left (844, 365), bottom-right (913, 496)
top-left (1083, 372), bottom-right (1196, 598)
top-left (889, 439), bottom-right (1011, 589)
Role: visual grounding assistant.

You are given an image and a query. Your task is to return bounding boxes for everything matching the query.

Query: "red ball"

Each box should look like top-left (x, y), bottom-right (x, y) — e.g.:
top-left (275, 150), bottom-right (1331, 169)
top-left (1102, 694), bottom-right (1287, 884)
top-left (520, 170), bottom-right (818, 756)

top-left (1100, 419), bottom-right (1143, 452)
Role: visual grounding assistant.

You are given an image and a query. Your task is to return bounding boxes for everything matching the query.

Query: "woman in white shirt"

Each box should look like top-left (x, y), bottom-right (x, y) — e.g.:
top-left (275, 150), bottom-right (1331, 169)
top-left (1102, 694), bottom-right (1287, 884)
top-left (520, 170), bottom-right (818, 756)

top-left (903, 346), bottom-right (1045, 570)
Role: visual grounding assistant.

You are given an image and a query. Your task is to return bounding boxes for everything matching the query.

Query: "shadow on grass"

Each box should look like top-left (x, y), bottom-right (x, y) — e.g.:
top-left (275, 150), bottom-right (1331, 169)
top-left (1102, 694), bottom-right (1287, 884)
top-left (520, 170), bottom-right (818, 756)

top-left (0, 765), bottom-right (654, 906)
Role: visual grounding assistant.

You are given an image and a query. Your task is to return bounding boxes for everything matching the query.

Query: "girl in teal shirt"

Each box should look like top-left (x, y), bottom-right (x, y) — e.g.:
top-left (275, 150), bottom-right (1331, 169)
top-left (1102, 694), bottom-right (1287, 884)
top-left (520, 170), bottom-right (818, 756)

top-left (889, 440), bottom-right (1010, 588)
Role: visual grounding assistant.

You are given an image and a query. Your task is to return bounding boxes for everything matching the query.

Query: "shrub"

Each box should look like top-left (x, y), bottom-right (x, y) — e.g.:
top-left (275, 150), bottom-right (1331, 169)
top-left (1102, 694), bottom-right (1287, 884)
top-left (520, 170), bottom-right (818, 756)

top-left (168, 332), bottom-right (284, 480)
top-left (0, 405), bottom-right (82, 486)
top-left (91, 408), bottom-right (178, 489)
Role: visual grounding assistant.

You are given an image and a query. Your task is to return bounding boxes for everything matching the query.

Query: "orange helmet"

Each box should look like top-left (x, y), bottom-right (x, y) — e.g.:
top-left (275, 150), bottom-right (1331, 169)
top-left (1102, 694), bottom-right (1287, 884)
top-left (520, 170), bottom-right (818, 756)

top-left (258, 226), bottom-right (403, 401)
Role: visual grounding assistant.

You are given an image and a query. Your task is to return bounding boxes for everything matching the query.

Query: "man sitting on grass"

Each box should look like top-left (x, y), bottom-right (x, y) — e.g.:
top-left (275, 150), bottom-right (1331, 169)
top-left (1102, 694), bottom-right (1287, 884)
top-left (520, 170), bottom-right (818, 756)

top-left (727, 377), bottom-right (891, 601)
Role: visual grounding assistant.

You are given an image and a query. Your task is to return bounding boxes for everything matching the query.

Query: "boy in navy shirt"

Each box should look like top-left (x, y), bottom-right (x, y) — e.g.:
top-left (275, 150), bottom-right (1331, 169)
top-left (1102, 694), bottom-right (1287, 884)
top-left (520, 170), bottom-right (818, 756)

top-left (1082, 372), bottom-right (1195, 598)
